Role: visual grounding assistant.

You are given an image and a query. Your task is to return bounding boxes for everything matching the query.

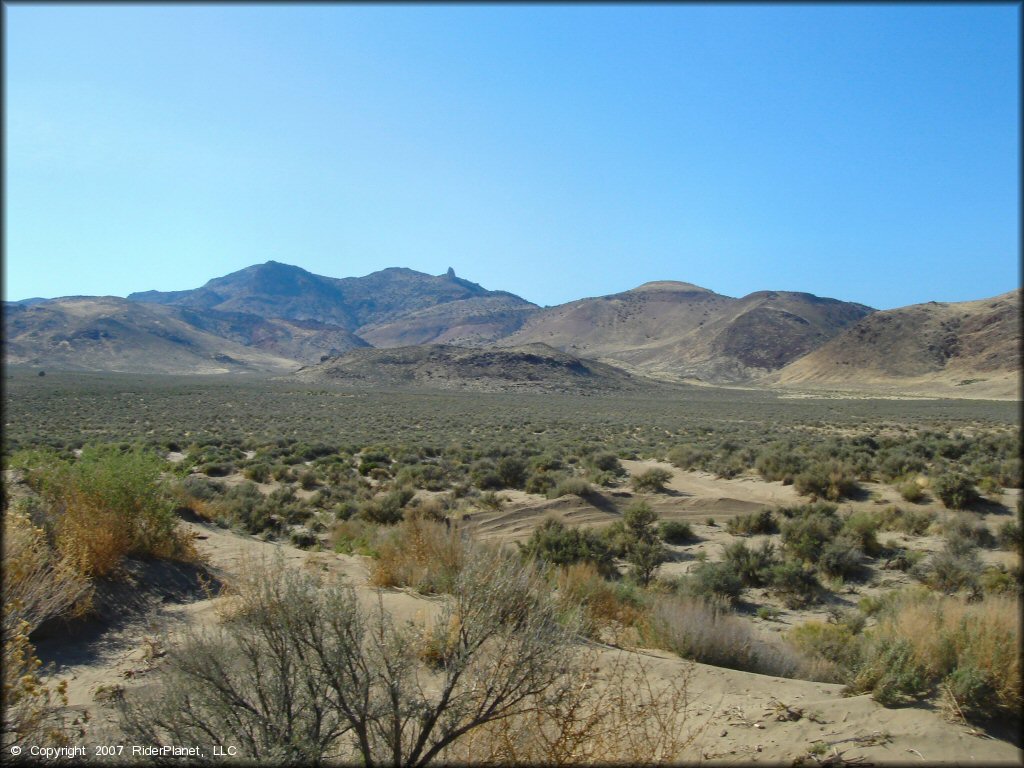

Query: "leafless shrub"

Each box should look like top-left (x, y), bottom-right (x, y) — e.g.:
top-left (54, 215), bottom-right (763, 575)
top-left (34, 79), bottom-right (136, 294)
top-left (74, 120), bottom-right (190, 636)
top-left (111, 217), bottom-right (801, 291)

top-left (119, 549), bottom-right (577, 766)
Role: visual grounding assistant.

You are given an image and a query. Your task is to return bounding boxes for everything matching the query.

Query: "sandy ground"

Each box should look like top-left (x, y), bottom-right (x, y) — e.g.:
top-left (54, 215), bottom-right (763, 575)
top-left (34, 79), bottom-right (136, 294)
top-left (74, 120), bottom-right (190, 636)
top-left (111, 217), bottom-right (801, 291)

top-left (25, 459), bottom-right (1023, 765)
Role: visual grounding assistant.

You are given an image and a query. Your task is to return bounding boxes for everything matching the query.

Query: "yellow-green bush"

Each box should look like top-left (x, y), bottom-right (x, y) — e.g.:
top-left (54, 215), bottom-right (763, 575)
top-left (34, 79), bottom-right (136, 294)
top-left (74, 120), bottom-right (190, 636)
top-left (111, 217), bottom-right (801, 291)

top-left (849, 590), bottom-right (1020, 720)
top-left (21, 446), bottom-right (197, 579)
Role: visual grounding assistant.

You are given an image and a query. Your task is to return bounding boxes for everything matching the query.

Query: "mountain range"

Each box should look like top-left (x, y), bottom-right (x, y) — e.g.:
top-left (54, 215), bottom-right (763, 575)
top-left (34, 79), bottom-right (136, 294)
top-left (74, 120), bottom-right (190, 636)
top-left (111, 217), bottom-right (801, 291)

top-left (4, 261), bottom-right (1019, 398)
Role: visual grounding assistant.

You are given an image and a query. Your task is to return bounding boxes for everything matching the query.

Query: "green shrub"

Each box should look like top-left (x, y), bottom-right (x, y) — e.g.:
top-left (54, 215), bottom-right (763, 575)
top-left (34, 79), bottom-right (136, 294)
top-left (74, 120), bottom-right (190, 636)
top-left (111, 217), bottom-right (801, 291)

top-left (841, 511), bottom-right (882, 557)
top-left (931, 473), bottom-right (979, 510)
top-left (658, 520), bottom-right (696, 544)
top-left (667, 445), bottom-right (703, 470)
top-left (630, 467), bottom-right (673, 493)
top-left (547, 476), bottom-right (593, 500)
top-left (777, 501), bottom-right (839, 519)
top-left (622, 502), bottom-right (667, 586)
top-left (979, 565), bottom-right (1020, 595)
top-left (768, 560), bottom-right (821, 608)
top-left (818, 534), bottom-right (864, 580)
top-left (588, 451), bottom-right (624, 476)
top-left (725, 509), bottom-right (777, 536)
top-left (754, 448), bottom-right (804, 483)
top-left (851, 637), bottom-right (928, 706)
top-left (897, 480), bottom-right (925, 503)
top-left (788, 621), bottom-right (860, 669)
top-left (848, 591), bottom-right (1020, 721)
top-left (180, 475), bottom-right (225, 501)
top-left (780, 509), bottom-right (842, 565)
top-left (915, 540), bottom-right (982, 594)
top-left (243, 463), bottom-right (271, 483)
top-left (678, 561), bottom-right (743, 605)
top-left (793, 460), bottom-right (859, 501)
top-left (721, 540), bottom-right (778, 587)
top-left (519, 518), bottom-right (615, 577)
top-left (524, 472), bottom-right (556, 495)
top-left (359, 488), bottom-right (414, 526)
top-left (34, 446), bottom-right (195, 578)
top-left (996, 519), bottom-right (1023, 552)
top-left (875, 505), bottom-right (934, 535)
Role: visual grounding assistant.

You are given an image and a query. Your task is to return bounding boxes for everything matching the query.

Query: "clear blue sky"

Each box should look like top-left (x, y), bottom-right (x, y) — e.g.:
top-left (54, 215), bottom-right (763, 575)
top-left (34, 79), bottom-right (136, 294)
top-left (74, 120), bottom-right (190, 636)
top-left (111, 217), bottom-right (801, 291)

top-left (5, 4), bottom-right (1019, 309)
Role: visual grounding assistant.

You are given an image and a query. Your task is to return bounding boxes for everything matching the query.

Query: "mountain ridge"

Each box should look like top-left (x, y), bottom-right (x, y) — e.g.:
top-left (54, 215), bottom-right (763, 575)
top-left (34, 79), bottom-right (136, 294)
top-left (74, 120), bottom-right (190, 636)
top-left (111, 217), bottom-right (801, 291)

top-left (6, 261), bottom-right (1018, 397)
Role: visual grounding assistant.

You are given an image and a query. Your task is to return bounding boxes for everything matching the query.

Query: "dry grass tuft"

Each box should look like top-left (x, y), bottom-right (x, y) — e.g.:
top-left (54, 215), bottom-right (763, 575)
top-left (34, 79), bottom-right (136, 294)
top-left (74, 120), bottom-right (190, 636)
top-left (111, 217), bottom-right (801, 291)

top-left (369, 515), bottom-right (466, 594)
top-left (450, 647), bottom-right (700, 765)
top-left (647, 594), bottom-right (838, 681)
top-left (555, 562), bottom-right (646, 645)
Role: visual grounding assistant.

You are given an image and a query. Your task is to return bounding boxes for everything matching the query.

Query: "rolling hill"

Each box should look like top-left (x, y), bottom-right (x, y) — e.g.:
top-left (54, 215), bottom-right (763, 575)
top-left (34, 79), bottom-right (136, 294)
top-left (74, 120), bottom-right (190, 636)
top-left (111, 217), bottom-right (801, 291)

top-left (291, 343), bottom-right (662, 394)
top-left (3, 297), bottom-right (298, 374)
top-left (767, 290), bottom-right (1021, 399)
top-left (500, 281), bottom-right (874, 382)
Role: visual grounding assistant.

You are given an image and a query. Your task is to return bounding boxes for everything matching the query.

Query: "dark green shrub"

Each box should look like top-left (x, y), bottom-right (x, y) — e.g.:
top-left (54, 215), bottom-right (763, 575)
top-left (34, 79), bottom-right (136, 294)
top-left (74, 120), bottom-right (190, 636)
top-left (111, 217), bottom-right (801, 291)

top-left (622, 502), bottom-right (667, 586)
top-left (496, 456), bottom-right (528, 489)
top-left (200, 462), bottom-right (233, 477)
top-left (180, 475), bottom-right (225, 501)
top-left (524, 472), bottom-right (556, 495)
top-left (659, 520), bottom-right (696, 544)
top-left (299, 470), bottom-right (319, 490)
top-left (777, 501), bottom-right (839, 519)
top-left (359, 488), bottom-right (414, 526)
top-left (588, 451), bottom-right (624, 476)
top-left (243, 463), bottom-right (271, 483)
top-left (519, 518), bottom-right (615, 577)
top-left (997, 519), bottom-right (1022, 552)
top-left (289, 528), bottom-right (317, 549)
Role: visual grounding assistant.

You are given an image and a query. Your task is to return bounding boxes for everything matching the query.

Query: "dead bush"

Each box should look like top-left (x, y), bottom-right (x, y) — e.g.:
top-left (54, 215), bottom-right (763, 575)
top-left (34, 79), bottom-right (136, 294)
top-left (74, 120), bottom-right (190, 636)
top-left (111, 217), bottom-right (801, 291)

top-left (120, 551), bottom-right (577, 766)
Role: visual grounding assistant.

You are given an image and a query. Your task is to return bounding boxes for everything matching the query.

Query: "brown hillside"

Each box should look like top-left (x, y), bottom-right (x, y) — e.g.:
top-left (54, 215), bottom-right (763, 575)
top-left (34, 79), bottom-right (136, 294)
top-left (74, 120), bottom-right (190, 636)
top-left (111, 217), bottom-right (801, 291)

top-left (3, 298), bottom-right (299, 374)
top-left (291, 343), bottom-right (665, 394)
top-left (768, 289), bottom-right (1021, 399)
top-left (502, 282), bottom-right (872, 382)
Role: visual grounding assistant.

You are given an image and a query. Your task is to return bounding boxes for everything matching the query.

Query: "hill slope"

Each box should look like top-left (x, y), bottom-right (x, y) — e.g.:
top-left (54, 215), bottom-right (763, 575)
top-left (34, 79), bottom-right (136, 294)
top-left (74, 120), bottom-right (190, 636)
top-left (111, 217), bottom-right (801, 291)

top-left (292, 343), bottom-right (662, 394)
top-left (501, 281), bottom-right (873, 382)
top-left (767, 290), bottom-right (1021, 399)
top-left (3, 298), bottom-right (299, 374)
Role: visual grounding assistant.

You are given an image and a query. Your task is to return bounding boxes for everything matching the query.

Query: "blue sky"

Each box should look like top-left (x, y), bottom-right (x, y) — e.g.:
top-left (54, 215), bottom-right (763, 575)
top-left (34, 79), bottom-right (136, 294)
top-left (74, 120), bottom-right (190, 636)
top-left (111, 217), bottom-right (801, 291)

top-left (5, 4), bottom-right (1019, 309)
